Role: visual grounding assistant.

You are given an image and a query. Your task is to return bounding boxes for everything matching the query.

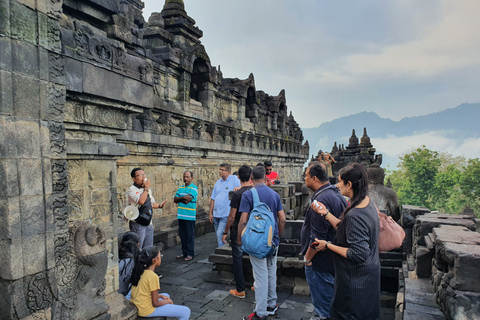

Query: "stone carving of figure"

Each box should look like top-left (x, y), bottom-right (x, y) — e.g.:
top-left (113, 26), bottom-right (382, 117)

top-left (318, 152), bottom-right (336, 177)
top-left (367, 164), bottom-right (400, 221)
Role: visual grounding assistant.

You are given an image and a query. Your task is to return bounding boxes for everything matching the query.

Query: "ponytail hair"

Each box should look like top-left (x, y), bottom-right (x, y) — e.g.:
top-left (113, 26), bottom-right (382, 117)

top-left (131, 246), bottom-right (160, 287)
top-left (339, 163), bottom-right (369, 218)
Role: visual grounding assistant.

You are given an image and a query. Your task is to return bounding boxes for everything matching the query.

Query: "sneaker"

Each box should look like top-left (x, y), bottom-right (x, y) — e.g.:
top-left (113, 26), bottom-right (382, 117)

top-left (266, 304), bottom-right (278, 315)
top-left (242, 312), bottom-right (266, 320)
top-left (229, 289), bottom-right (246, 299)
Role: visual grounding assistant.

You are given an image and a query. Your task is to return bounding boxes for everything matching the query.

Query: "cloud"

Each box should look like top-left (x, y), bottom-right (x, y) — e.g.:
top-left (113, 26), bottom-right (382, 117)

top-left (374, 131), bottom-right (480, 168)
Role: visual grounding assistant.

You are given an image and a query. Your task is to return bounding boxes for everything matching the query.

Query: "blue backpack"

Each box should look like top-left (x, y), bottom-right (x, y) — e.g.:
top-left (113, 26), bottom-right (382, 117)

top-left (241, 188), bottom-right (276, 259)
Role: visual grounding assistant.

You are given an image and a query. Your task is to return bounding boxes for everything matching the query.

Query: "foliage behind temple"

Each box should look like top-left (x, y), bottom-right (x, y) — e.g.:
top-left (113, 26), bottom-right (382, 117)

top-left (387, 146), bottom-right (480, 217)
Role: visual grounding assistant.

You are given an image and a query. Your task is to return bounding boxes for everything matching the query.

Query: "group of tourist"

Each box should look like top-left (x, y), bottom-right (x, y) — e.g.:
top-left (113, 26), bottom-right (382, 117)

top-left (121, 159), bottom-right (380, 320)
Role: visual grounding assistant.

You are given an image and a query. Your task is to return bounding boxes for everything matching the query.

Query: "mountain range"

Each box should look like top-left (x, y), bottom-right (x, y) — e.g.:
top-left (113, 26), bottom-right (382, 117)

top-left (301, 103), bottom-right (480, 168)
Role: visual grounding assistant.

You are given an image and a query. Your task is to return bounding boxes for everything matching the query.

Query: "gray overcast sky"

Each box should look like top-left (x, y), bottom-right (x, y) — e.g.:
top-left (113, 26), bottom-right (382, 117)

top-left (143, 1), bottom-right (480, 129)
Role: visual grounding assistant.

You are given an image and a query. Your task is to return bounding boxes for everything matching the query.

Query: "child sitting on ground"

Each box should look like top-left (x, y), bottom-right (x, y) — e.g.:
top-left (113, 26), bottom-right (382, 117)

top-left (130, 246), bottom-right (191, 319)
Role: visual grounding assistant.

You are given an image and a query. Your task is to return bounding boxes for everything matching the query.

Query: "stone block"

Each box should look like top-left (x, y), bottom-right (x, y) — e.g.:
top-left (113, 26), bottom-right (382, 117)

top-left (415, 246), bottom-right (432, 278)
top-left (0, 116), bottom-right (18, 158)
top-left (442, 242), bottom-right (480, 292)
top-left (271, 184), bottom-right (290, 198)
top-left (291, 181), bottom-right (304, 193)
top-left (0, 238), bottom-right (24, 280)
top-left (0, 197), bottom-right (21, 240)
top-left (0, 70), bottom-right (13, 115)
top-left (285, 209), bottom-right (295, 220)
top-left (20, 195), bottom-right (45, 237)
top-left (65, 57), bottom-right (83, 92)
top-left (12, 39), bottom-right (39, 77)
top-left (105, 291), bottom-right (137, 320)
top-left (83, 64), bottom-right (154, 109)
top-left (10, 1), bottom-right (37, 44)
top-left (439, 289), bottom-right (480, 320)
top-left (293, 277), bottom-right (310, 296)
top-left (280, 220), bottom-right (303, 240)
top-left (281, 197), bottom-right (291, 212)
top-left (0, 1), bottom-right (11, 36)
top-left (0, 159), bottom-right (19, 197)
top-left (37, 11), bottom-right (49, 49)
top-left (18, 159), bottom-right (43, 196)
top-left (402, 204), bottom-right (431, 227)
top-left (13, 74), bottom-right (40, 118)
top-left (91, 189), bottom-right (112, 205)
top-left (15, 118), bottom-right (42, 158)
top-left (66, 139), bottom-right (99, 155)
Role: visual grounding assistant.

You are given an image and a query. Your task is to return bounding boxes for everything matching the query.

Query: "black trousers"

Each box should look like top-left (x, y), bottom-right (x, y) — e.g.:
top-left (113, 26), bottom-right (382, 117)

top-left (231, 242), bottom-right (245, 292)
top-left (178, 219), bottom-right (195, 257)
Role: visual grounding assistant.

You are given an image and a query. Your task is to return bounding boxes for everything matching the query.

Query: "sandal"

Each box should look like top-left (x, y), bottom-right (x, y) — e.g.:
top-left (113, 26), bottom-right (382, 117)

top-left (176, 254), bottom-right (184, 259)
top-left (184, 256), bottom-right (193, 261)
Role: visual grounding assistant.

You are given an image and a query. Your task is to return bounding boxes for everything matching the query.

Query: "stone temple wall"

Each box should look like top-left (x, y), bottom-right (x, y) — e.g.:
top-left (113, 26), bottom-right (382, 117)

top-left (0, 0), bottom-right (308, 318)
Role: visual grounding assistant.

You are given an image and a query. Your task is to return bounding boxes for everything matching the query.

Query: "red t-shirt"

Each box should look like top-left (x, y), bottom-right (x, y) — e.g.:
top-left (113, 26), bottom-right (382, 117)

top-left (266, 171), bottom-right (279, 185)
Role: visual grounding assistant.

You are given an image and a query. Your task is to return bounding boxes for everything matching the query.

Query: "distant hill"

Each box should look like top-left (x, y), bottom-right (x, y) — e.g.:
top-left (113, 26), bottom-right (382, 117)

top-left (302, 103), bottom-right (480, 168)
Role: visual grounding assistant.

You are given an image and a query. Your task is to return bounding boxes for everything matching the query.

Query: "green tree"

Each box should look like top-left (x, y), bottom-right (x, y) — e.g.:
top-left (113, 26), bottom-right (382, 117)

top-left (390, 146), bottom-right (440, 208)
top-left (387, 147), bottom-right (480, 217)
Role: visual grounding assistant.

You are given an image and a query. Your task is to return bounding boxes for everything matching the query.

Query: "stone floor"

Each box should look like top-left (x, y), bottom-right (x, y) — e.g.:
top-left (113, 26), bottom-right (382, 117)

top-left (153, 232), bottom-right (396, 320)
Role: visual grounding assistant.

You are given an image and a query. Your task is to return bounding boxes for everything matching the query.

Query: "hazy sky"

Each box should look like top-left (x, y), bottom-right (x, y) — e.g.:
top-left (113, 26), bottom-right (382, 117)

top-left (143, 1), bottom-right (480, 129)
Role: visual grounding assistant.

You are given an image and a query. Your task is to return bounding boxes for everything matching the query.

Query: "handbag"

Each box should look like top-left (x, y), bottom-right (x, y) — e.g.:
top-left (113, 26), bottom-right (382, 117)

top-left (377, 207), bottom-right (405, 252)
top-left (135, 191), bottom-right (153, 226)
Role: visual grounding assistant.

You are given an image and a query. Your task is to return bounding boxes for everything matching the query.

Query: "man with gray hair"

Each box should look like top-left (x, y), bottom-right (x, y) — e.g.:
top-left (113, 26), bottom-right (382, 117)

top-left (209, 163), bottom-right (240, 248)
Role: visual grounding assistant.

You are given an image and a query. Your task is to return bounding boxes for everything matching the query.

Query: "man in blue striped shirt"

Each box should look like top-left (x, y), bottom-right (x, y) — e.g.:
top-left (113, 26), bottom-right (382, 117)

top-left (174, 171), bottom-right (198, 261)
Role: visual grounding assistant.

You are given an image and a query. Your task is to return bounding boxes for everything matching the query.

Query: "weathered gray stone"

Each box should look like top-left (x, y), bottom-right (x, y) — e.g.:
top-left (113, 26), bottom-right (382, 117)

top-left (402, 205), bottom-right (431, 228)
top-left (0, 238), bottom-right (24, 280)
top-left (18, 159), bottom-right (43, 196)
top-left (0, 158), bottom-right (19, 197)
top-left (0, 116), bottom-right (18, 158)
top-left (0, 197), bottom-right (21, 240)
top-left (10, 1), bottom-right (37, 44)
top-left (13, 74), bottom-right (40, 119)
top-left (415, 246), bottom-right (433, 278)
top-left (22, 234), bottom-right (46, 276)
top-left (83, 63), bottom-right (154, 109)
top-left (20, 195), bottom-right (45, 237)
top-left (438, 287), bottom-right (480, 320)
top-left (0, 1), bottom-right (11, 36)
top-left (438, 242), bottom-right (480, 292)
top-left (12, 39), bottom-right (39, 77)
top-left (65, 57), bottom-right (83, 92)
top-left (0, 70), bottom-right (14, 115)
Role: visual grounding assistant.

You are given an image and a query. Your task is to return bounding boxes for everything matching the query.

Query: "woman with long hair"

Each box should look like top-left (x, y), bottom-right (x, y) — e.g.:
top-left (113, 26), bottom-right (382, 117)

top-left (130, 246), bottom-right (191, 319)
top-left (118, 232), bottom-right (141, 296)
top-left (311, 163), bottom-right (380, 320)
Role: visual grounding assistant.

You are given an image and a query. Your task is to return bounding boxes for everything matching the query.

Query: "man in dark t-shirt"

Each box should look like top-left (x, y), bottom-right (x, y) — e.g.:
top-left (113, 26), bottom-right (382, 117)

top-left (222, 165), bottom-right (252, 299)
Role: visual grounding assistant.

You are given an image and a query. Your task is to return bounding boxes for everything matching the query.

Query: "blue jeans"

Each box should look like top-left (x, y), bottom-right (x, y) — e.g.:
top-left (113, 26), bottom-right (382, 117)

top-left (305, 266), bottom-right (334, 319)
top-left (249, 249), bottom-right (278, 318)
top-left (129, 221), bottom-right (153, 249)
top-left (213, 217), bottom-right (228, 248)
top-left (145, 293), bottom-right (191, 320)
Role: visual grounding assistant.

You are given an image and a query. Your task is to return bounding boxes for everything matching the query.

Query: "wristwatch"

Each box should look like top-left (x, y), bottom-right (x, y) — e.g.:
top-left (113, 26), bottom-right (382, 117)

top-left (223, 231), bottom-right (228, 235)
top-left (303, 257), bottom-right (311, 264)
top-left (325, 241), bottom-right (331, 249)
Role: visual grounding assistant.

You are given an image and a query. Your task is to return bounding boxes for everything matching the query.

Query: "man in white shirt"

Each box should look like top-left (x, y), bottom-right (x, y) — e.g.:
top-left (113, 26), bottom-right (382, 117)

top-left (128, 168), bottom-right (167, 248)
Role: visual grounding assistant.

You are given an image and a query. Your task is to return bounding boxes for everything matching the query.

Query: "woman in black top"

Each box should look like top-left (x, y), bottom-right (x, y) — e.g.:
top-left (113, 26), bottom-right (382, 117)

top-left (311, 163), bottom-right (380, 320)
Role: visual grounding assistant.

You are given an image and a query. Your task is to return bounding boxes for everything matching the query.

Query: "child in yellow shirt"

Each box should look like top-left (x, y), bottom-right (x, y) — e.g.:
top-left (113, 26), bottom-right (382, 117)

top-left (130, 246), bottom-right (191, 319)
